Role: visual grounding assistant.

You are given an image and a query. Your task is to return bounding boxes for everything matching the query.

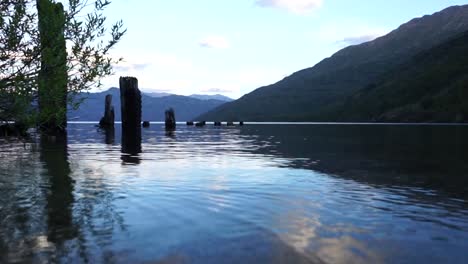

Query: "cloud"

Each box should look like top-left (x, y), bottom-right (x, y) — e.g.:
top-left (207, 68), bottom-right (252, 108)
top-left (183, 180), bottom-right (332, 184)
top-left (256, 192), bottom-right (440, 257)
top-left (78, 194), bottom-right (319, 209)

top-left (255, 0), bottom-right (323, 14)
top-left (113, 63), bottom-right (151, 72)
top-left (338, 33), bottom-right (384, 46)
top-left (101, 52), bottom-right (287, 99)
top-left (199, 36), bottom-right (230, 49)
top-left (200, 88), bottom-right (233, 94)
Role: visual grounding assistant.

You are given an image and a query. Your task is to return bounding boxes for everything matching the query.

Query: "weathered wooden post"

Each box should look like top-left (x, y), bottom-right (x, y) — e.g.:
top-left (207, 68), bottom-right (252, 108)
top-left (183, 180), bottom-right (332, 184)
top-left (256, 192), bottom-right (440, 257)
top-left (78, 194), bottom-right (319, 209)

top-left (142, 121), bottom-right (150, 128)
top-left (104, 126), bottom-right (115, 145)
top-left (37, 0), bottom-right (68, 134)
top-left (99, 94), bottom-right (115, 128)
top-left (195, 121), bottom-right (206, 127)
top-left (120, 77), bottom-right (142, 154)
top-left (165, 108), bottom-right (176, 130)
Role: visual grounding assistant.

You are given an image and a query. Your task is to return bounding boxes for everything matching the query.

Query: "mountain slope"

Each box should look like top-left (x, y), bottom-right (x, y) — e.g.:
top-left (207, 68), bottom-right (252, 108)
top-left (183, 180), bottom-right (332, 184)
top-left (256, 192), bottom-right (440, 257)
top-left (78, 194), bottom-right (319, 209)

top-left (197, 5), bottom-right (468, 121)
top-left (69, 88), bottom-right (227, 121)
top-left (329, 30), bottom-right (468, 122)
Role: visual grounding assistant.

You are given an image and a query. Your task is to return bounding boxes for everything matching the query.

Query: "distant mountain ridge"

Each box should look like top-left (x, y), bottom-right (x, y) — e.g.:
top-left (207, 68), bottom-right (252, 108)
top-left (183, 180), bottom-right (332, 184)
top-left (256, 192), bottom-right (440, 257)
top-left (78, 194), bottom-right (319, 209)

top-left (69, 88), bottom-right (227, 121)
top-left (197, 5), bottom-right (468, 122)
top-left (144, 92), bottom-right (233, 102)
top-left (189, 94), bottom-right (233, 102)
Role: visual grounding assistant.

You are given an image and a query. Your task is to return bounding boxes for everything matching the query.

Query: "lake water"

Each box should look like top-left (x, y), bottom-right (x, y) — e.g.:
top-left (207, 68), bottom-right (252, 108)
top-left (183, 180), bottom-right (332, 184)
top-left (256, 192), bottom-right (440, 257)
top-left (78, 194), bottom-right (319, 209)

top-left (1, 123), bottom-right (467, 263)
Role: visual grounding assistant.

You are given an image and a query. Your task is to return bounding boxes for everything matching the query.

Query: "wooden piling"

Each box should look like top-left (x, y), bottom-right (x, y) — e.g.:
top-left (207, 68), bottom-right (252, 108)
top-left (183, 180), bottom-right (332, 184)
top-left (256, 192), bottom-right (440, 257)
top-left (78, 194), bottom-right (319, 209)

top-left (165, 108), bottom-right (176, 130)
top-left (99, 94), bottom-right (115, 127)
top-left (120, 77), bottom-right (142, 154)
top-left (195, 121), bottom-right (206, 127)
top-left (104, 126), bottom-right (115, 145)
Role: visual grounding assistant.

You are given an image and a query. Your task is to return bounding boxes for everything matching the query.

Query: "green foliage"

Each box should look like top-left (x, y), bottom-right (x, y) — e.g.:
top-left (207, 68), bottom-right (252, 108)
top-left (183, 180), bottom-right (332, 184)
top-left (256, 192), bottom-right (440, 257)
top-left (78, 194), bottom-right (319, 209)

top-left (65, 0), bottom-right (125, 99)
top-left (0, 0), bottom-right (125, 130)
top-left (0, 0), bottom-right (39, 125)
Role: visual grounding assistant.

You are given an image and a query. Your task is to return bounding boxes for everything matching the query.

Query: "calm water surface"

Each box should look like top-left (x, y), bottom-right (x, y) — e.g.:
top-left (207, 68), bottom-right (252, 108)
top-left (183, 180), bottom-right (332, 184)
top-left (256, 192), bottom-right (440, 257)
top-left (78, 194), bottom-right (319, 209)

top-left (0, 123), bottom-right (468, 263)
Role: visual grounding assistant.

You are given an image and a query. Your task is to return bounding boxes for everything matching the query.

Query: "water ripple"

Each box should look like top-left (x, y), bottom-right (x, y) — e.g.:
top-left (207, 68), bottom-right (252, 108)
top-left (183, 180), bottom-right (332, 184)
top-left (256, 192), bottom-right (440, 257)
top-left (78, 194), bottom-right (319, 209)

top-left (1, 124), bottom-right (468, 263)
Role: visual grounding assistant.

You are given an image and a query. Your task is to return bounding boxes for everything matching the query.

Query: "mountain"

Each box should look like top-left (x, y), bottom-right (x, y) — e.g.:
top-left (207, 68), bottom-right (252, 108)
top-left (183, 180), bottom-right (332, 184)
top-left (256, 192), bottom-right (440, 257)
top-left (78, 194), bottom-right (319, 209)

top-left (69, 88), bottom-right (227, 121)
top-left (197, 5), bottom-right (468, 122)
top-left (328, 30), bottom-right (468, 122)
top-left (189, 94), bottom-right (233, 102)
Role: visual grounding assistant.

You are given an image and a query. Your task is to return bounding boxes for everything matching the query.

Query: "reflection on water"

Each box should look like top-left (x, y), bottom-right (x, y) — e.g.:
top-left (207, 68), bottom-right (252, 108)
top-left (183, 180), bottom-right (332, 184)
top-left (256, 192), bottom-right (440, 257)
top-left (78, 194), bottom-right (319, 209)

top-left (0, 123), bottom-right (468, 263)
top-left (102, 126), bottom-right (115, 145)
top-left (121, 120), bottom-right (142, 166)
top-left (41, 134), bottom-right (76, 254)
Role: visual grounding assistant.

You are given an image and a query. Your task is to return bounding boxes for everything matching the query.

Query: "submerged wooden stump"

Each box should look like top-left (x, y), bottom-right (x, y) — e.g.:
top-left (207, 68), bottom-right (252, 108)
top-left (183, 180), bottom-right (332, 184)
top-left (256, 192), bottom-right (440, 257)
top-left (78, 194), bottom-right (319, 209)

top-left (99, 94), bottom-right (115, 128)
top-left (165, 108), bottom-right (176, 130)
top-left (195, 121), bottom-right (206, 127)
top-left (120, 77), bottom-right (142, 154)
top-left (104, 126), bottom-right (115, 145)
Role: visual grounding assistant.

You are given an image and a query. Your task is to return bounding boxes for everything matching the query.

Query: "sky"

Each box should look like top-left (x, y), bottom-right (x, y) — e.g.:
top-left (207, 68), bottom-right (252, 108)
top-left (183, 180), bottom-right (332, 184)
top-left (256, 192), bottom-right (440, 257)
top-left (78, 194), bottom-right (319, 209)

top-left (96, 0), bottom-right (468, 98)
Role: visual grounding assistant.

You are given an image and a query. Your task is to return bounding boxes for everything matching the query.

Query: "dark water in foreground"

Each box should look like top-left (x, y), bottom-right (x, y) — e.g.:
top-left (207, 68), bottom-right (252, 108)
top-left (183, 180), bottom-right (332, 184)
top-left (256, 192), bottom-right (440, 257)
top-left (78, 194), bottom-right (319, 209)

top-left (1, 123), bottom-right (468, 263)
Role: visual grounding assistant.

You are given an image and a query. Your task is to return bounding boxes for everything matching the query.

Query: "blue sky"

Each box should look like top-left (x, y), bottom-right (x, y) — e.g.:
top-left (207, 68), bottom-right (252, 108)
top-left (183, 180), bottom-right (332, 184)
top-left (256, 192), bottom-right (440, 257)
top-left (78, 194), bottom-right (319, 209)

top-left (98, 0), bottom-right (467, 98)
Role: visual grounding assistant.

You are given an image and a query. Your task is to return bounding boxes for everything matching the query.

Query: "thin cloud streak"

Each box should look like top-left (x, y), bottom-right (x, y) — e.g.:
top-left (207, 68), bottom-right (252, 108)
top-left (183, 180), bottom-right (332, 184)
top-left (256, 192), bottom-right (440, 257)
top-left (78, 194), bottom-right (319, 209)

top-left (200, 88), bottom-right (233, 94)
top-left (255, 0), bottom-right (323, 14)
top-left (199, 36), bottom-right (230, 49)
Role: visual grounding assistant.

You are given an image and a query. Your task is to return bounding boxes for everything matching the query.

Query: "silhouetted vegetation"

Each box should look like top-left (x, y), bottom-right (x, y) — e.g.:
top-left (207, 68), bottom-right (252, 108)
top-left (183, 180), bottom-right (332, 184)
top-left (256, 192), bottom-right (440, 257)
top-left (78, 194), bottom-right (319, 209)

top-left (0, 0), bottom-right (125, 132)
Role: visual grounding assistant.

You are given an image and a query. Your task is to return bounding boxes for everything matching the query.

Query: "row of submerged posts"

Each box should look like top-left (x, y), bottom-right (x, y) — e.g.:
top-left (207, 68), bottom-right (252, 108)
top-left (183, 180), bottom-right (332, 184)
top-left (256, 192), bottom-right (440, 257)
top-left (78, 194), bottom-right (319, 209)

top-left (98, 77), bottom-right (244, 156)
top-left (101, 77), bottom-right (243, 131)
top-left (186, 121), bottom-right (244, 126)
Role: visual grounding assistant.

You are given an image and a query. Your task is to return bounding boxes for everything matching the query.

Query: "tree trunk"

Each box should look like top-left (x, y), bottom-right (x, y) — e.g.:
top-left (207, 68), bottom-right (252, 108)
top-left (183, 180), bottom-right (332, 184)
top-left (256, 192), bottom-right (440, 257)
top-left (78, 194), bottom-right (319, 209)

top-left (37, 0), bottom-right (68, 134)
